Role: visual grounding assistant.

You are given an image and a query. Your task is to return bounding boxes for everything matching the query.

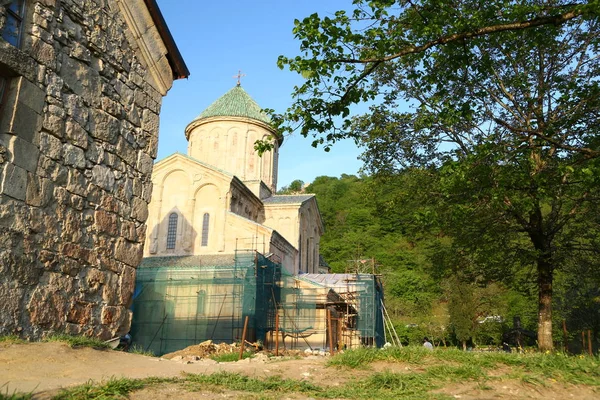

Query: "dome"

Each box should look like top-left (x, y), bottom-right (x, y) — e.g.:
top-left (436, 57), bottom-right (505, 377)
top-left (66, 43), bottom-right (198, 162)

top-left (188, 85), bottom-right (271, 126)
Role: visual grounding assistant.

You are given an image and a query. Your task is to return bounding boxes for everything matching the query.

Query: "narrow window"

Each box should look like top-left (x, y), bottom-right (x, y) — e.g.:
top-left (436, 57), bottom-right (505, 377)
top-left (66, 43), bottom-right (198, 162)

top-left (2, 1), bottom-right (26, 47)
top-left (201, 213), bottom-right (209, 246)
top-left (166, 213), bottom-right (178, 249)
top-left (298, 237), bottom-right (302, 273)
top-left (306, 238), bottom-right (310, 271)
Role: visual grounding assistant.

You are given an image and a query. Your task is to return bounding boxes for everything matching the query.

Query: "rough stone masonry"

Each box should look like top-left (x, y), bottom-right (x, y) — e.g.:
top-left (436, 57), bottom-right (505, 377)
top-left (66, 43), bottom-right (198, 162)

top-left (0, 0), bottom-right (188, 339)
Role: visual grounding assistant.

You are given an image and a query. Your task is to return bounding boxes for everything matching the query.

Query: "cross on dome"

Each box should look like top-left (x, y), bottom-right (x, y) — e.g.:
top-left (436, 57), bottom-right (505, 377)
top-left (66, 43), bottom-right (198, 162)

top-left (233, 70), bottom-right (246, 86)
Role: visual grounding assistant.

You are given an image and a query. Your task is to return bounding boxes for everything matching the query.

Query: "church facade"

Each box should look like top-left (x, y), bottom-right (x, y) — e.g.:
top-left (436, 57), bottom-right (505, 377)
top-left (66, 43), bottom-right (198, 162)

top-left (143, 85), bottom-right (324, 274)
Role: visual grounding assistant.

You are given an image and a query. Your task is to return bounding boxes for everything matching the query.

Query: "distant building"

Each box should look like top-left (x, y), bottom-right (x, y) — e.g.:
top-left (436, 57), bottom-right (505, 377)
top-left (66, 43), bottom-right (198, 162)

top-left (131, 87), bottom-right (385, 355)
top-left (0, 0), bottom-right (188, 339)
top-left (143, 84), bottom-right (324, 274)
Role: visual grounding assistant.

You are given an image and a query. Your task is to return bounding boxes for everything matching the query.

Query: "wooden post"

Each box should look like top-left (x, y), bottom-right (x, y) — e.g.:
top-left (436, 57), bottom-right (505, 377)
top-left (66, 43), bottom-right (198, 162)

top-left (562, 320), bottom-right (568, 352)
top-left (275, 312), bottom-right (280, 356)
top-left (337, 317), bottom-right (343, 351)
top-left (239, 315), bottom-right (249, 360)
top-left (327, 309), bottom-right (335, 356)
top-left (588, 330), bottom-right (593, 356)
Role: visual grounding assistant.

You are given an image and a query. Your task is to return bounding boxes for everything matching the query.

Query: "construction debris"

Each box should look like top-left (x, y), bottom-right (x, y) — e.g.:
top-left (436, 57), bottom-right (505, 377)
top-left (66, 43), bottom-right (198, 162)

top-left (162, 340), bottom-right (243, 360)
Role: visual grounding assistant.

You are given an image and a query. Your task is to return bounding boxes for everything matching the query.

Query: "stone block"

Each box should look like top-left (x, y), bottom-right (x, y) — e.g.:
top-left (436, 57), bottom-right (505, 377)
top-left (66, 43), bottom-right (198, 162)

top-left (31, 37), bottom-right (56, 69)
top-left (85, 141), bottom-right (104, 164)
top-left (84, 268), bottom-right (106, 293)
top-left (12, 77), bottom-right (45, 115)
top-left (39, 131), bottom-right (63, 160)
top-left (89, 109), bottom-right (120, 144)
top-left (91, 164), bottom-right (115, 191)
top-left (119, 265), bottom-right (136, 307)
top-left (116, 136), bottom-right (136, 166)
top-left (70, 42), bottom-right (91, 63)
top-left (63, 143), bottom-right (86, 169)
top-left (0, 79), bottom-right (44, 144)
top-left (65, 119), bottom-right (88, 150)
top-left (102, 271), bottom-right (119, 305)
top-left (94, 209), bottom-right (118, 236)
top-left (119, 219), bottom-right (137, 241)
top-left (61, 53), bottom-right (101, 106)
top-left (131, 196), bottom-right (148, 222)
top-left (114, 237), bottom-right (143, 267)
top-left (0, 134), bottom-right (40, 173)
top-left (42, 114), bottom-right (65, 139)
top-left (136, 150), bottom-right (153, 177)
top-left (28, 285), bottom-right (68, 329)
top-left (141, 109), bottom-right (159, 134)
top-left (66, 301), bottom-right (93, 325)
top-left (1, 162), bottom-right (27, 200)
top-left (63, 93), bottom-right (89, 127)
top-left (66, 168), bottom-right (88, 196)
top-left (26, 173), bottom-right (54, 207)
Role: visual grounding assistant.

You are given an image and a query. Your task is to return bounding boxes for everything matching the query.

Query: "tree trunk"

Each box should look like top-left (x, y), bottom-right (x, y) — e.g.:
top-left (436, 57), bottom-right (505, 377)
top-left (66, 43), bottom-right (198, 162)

top-left (462, 340), bottom-right (466, 351)
top-left (537, 256), bottom-right (554, 351)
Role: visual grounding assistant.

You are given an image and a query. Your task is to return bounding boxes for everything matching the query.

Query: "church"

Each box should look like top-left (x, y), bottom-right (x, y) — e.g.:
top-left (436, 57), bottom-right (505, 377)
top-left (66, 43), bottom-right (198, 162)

top-left (143, 83), bottom-right (324, 274)
top-left (131, 85), bottom-right (384, 355)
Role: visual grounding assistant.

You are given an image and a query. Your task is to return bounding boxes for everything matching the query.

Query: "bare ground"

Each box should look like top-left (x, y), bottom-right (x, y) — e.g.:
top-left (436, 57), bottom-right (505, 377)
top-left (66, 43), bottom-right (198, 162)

top-left (0, 342), bottom-right (597, 399)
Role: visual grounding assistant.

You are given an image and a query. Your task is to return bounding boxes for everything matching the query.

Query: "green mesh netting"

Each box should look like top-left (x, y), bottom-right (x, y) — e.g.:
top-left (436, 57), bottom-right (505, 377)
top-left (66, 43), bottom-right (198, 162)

top-left (130, 252), bottom-right (382, 356)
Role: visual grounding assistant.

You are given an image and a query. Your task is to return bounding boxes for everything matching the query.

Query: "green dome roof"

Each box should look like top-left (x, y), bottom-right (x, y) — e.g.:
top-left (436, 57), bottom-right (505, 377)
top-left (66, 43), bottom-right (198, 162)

top-left (191, 85), bottom-right (271, 125)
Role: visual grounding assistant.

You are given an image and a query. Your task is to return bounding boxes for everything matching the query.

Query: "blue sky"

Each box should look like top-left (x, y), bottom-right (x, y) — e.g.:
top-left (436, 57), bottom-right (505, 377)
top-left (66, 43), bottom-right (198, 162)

top-left (155, 0), bottom-right (364, 189)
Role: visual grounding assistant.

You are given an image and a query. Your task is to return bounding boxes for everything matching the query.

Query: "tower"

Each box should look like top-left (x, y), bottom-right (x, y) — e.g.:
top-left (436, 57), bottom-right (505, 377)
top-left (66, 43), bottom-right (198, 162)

top-left (184, 85), bottom-right (282, 196)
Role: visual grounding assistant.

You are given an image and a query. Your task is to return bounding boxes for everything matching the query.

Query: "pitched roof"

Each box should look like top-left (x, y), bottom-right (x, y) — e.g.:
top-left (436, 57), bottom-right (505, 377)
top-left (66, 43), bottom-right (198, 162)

top-left (262, 194), bottom-right (315, 205)
top-left (190, 85), bottom-right (271, 125)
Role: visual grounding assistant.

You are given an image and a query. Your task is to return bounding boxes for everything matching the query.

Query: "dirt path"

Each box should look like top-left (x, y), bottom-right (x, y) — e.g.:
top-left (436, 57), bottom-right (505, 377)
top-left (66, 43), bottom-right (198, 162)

top-left (1, 342), bottom-right (598, 400)
top-left (0, 342), bottom-right (339, 398)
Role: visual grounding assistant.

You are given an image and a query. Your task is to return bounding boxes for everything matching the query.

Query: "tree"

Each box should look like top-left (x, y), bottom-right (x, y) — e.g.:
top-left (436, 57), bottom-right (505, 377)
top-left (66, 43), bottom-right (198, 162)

top-left (277, 179), bottom-right (305, 194)
top-left (273, 1), bottom-right (600, 350)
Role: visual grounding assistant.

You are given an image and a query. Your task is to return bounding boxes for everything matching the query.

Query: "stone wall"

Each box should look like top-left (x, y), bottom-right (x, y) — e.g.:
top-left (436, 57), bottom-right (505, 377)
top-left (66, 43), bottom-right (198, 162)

top-left (0, 0), bottom-right (176, 339)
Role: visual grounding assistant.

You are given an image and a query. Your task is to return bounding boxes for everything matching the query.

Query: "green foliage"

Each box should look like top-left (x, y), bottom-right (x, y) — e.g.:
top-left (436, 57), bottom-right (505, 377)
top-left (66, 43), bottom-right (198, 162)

top-left (210, 351), bottom-right (254, 362)
top-left (44, 334), bottom-right (111, 350)
top-left (128, 345), bottom-right (155, 357)
top-left (448, 278), bottom-right (477, 346)
top-left (184, 372), bottom-right (321, 394)
top-left (53, 377), bottom-right (176, 400)
top-left (277, 179), bottom-right (305, 194)
top-left (42, 348), bottom-right (600, 399)
top-left (0, 385), bottom-right (32, 400)
top-left (328, 346), bottom-right (600, 385)
top-left (281, 0), bottom-right (600, 350)
top-left (0, 336), bottom-right (26, 345)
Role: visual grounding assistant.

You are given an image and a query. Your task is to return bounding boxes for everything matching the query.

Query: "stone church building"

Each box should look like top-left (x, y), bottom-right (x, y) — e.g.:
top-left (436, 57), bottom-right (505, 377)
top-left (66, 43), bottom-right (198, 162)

top-left (143, 84), bottom-right (324, 275)
top-left (0, 0), bottom-right (188, 340)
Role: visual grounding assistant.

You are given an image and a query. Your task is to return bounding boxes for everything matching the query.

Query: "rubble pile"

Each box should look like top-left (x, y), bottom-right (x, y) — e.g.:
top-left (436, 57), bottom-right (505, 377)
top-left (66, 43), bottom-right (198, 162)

top-left (162, 340), bottom-right (244, 360)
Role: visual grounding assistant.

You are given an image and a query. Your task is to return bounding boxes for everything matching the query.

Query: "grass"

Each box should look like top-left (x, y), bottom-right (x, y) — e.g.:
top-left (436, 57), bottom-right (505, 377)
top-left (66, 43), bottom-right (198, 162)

top-left (210, 351), bottom-right (254, 362)
top-left (0, 384), bottom-right (32, 400)
top-left (15, 343), bottom-right (600, 400)
top-left (0, 335), bottom-right (26, 345)
top-left (184, 371), bottom-right (322, 394)
top-left (328, 346), bottom-right (600, 387)
top-left (1, 334), bottom-right (111, 350)
top-left (128, 344), bottom-right (155, 357)
top-left (44, 334), bottom-right (111, 350)
top-left (53, 377), bottom-right (177, 400)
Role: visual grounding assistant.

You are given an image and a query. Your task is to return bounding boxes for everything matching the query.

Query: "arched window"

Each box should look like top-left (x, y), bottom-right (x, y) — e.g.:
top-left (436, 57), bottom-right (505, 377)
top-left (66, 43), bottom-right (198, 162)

top-left (166, 213), bottom-right (178, 249)
top-left (201, 213), bottom-right (210, 246)
top-left (2, 1), bottom-right (26, 47)
top-left (306, 238), bottom-right (310, 271)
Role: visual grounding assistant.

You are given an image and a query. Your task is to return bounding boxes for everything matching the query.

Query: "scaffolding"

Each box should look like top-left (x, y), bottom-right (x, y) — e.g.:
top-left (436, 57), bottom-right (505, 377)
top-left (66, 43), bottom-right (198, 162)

top-left (130, 252), bottom-right (383, 356)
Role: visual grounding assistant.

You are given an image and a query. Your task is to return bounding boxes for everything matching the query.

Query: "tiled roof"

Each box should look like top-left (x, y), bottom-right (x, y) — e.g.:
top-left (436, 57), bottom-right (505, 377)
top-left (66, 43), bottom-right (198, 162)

top-left (191, 85), bottom-right (271, 125)
top-left (262, 194), bottom-right (315, 205)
